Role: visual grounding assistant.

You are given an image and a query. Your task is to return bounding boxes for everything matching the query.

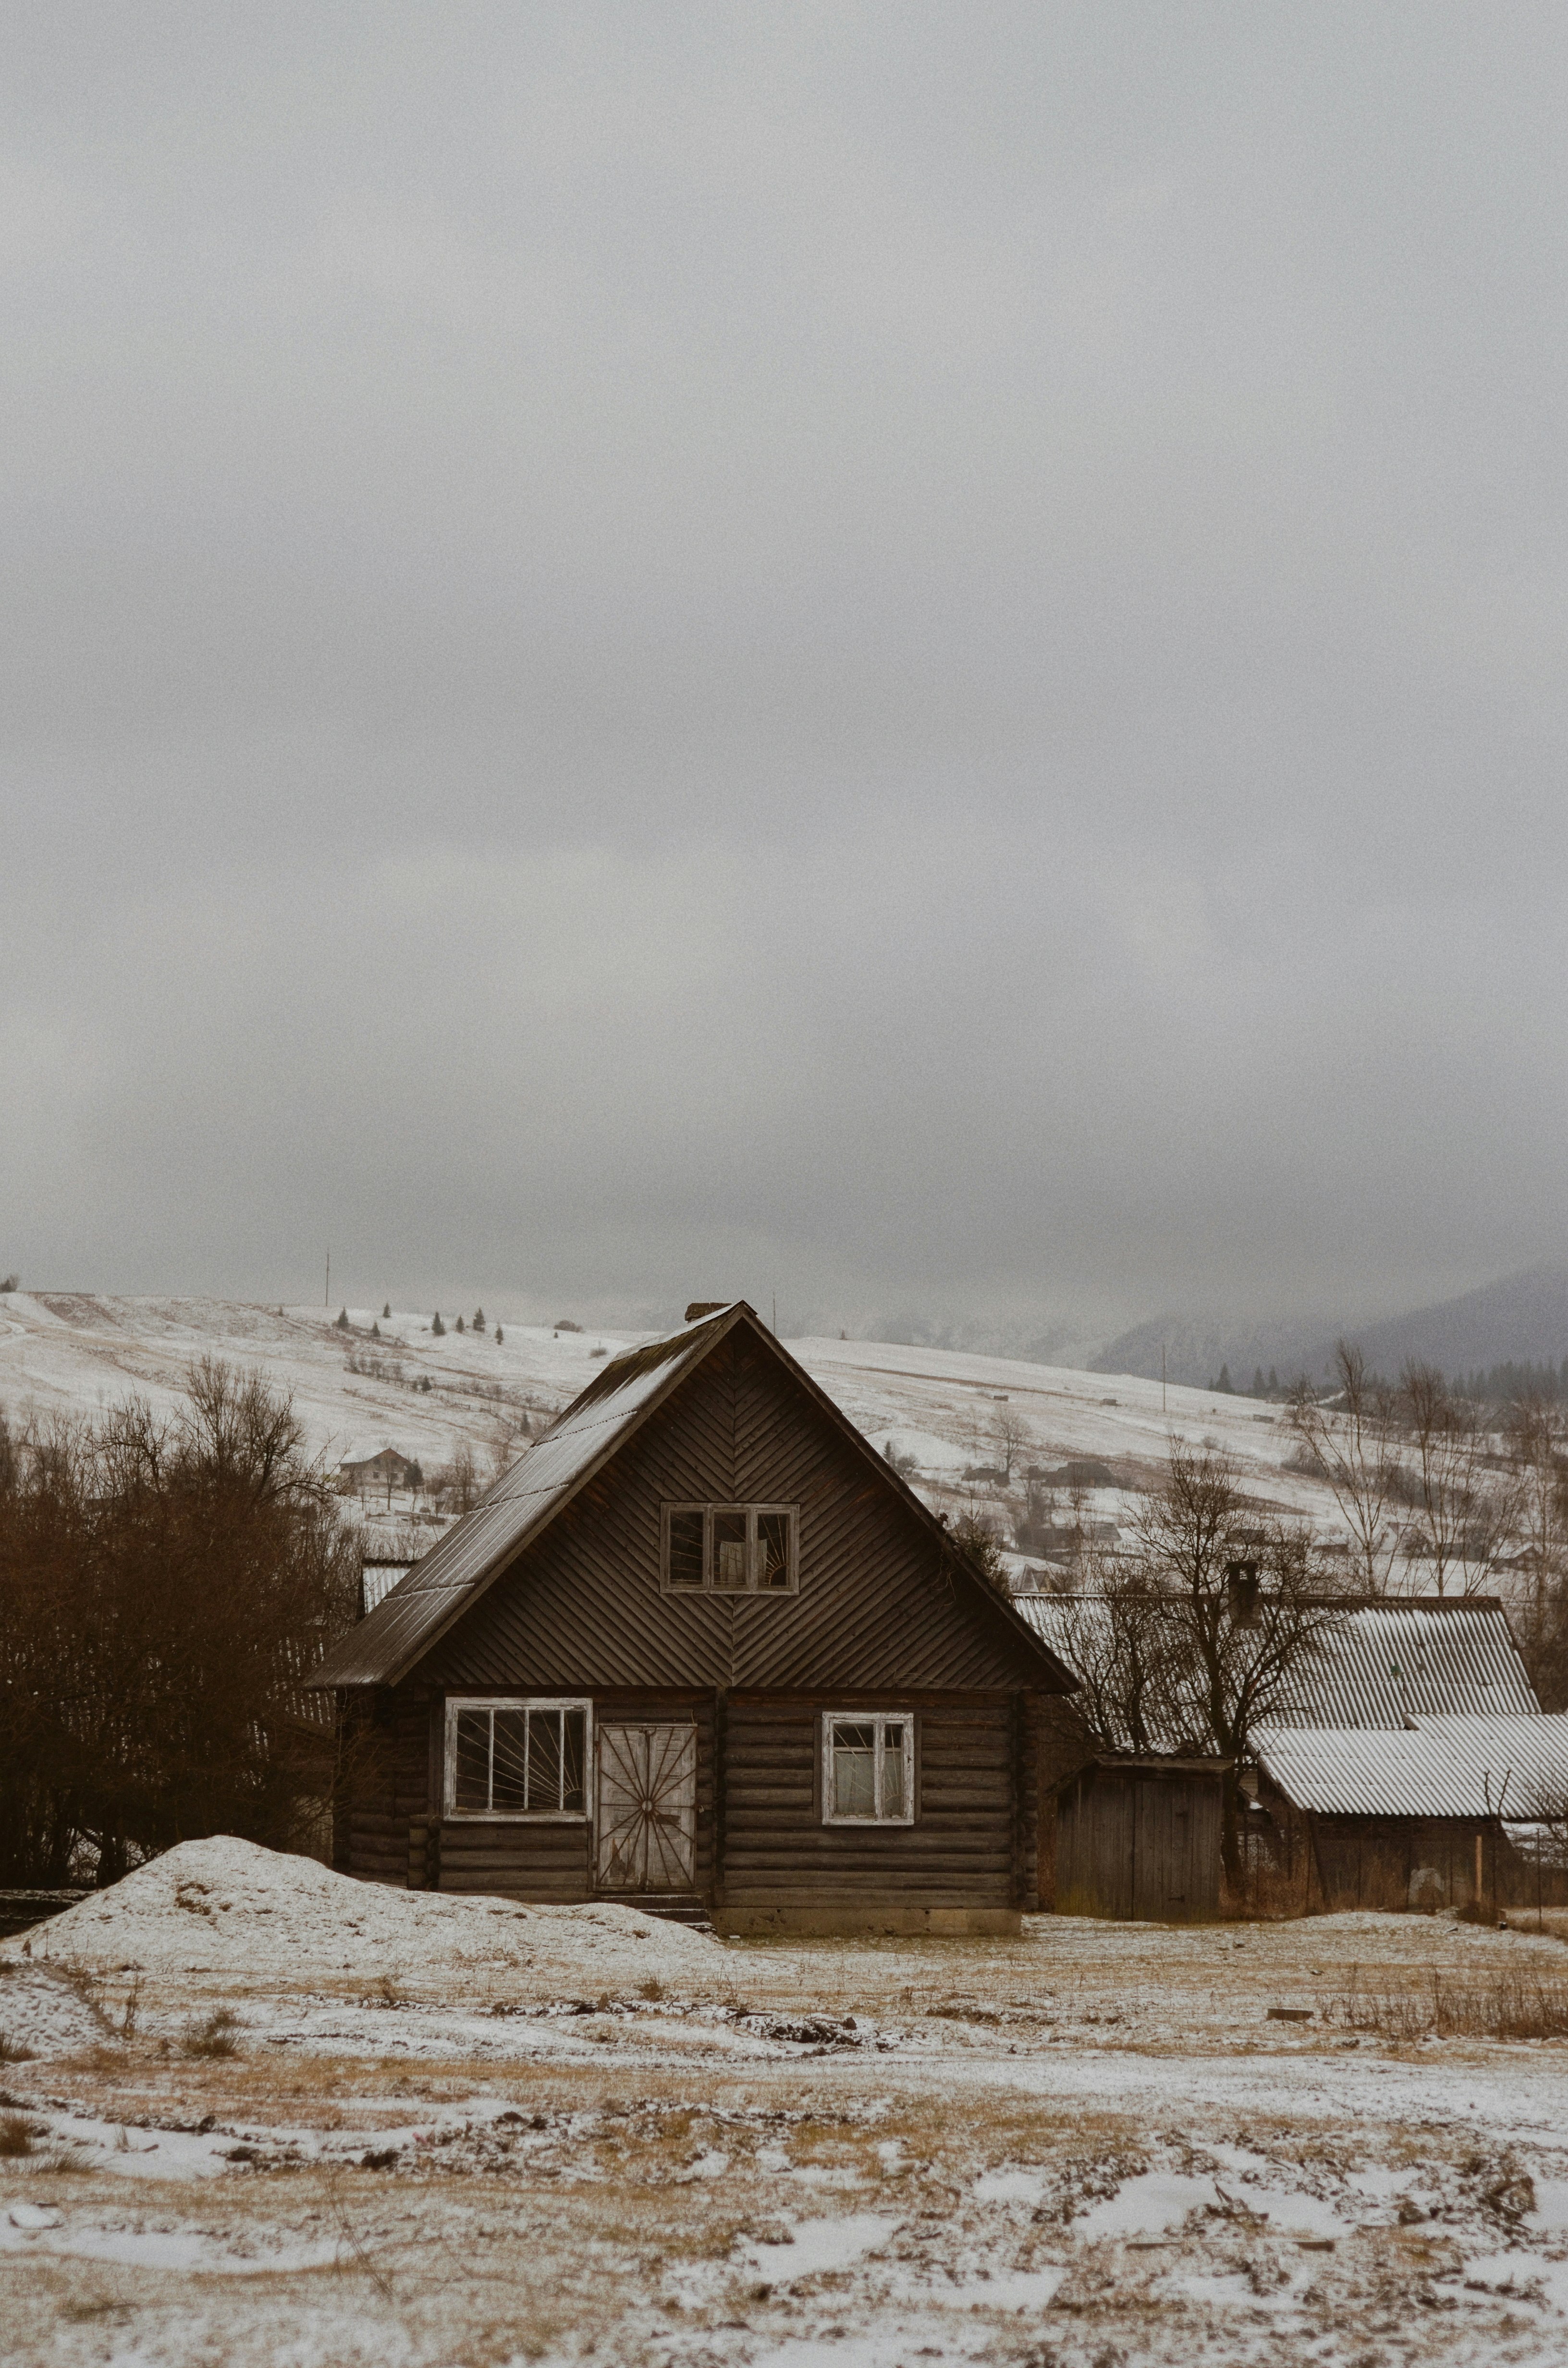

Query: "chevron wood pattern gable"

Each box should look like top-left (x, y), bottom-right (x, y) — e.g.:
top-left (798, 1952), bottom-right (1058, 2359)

top-left (420, 1327), bottom-right (1036, 1694)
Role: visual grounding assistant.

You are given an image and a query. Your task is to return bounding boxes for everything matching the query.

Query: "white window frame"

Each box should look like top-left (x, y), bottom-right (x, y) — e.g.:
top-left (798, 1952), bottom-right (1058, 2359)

top-left (821, 1710), bottom-right (916, 1826)
top-left (443, 1695), bottom-right (593, 1821)
top-left (660, 1503), bottom-right (799, 1594)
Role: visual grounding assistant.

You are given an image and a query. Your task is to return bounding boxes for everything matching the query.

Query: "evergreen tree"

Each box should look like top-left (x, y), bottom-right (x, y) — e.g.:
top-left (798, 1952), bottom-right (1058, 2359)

top-left (431, 1313), bottom-right (445, 1337)
top-left (382, 1302), bottom-right (391, 1320)
top-left (494, 1325), bottom-right (503, 1346)
top-left (335, 1307), bottom-right (349, 1331)
top-left (1252, 1367), bottom-right (1265, 1398)
top-left (1216, 1363), bottom-right (1233, 1393)
top-left (455, 1315), bottom-right (465, 1333)
top-left (371, 1320), bottom-right (380, 1338)
top-left (1268, 1367), bottom-right (1279, 1394)
top-left (473, 1307), bottom-right (485, 1332)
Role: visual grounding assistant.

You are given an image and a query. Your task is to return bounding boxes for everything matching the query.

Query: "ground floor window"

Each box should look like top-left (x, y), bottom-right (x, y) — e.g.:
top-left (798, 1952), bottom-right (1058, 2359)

top-left (822, 1711), bottom-right (914, 1824)
top-left (445, 1697), bottom-right (589, 1818)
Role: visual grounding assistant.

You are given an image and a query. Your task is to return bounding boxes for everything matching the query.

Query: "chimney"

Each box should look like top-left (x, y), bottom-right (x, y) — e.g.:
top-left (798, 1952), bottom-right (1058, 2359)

top-left (1225, 1560), bottom-right (1260, 1626)
top-left (685, 1302), bottom-right (728, 1322)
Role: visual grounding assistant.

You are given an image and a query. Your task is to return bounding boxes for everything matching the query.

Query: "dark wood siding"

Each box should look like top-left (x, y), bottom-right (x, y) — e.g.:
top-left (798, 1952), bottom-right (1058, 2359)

top-left (427, 1690), bottom-right (716, 1905)
top-left (1056, 1767), bottom-right (1223, 1922)
top-left (721, 1692), bottom-right (1022, 1910)
top-left (336, 1688), bottom-right (432, 1887)
top-left (419, 1328), bottom-right (1040, 1696)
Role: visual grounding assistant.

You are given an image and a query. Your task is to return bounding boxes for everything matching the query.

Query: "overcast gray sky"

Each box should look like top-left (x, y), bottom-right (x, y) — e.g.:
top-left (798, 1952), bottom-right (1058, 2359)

top-left (3, 4), bottom-right (1566, 1343)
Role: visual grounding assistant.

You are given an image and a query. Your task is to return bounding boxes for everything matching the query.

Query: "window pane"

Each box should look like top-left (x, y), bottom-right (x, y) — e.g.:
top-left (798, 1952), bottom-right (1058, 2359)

top-left (881, 1724), bottom-right (906, 1819)
top-left (490, 1710), bottom-right (529, 1810)
top-left (755, 1510), bottom-right (791, 1590)
top-left (453, 1709), bottom-right (491, 1812)
top-left (561, 1707), bottom-right (587, 1813)
top-left (713, 1508), bottom-right (748, 1590)
top-left (832, 1720), bottom-right (877, 1817)
top-left (668, 1508), bottom-right (705, 1589)
top-left (528, 1707), bottom-right (564, 1812)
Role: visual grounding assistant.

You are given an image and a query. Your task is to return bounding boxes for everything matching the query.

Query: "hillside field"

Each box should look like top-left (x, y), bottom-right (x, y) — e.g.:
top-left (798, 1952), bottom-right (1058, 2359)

top-left (0, 1291), bottom-right (1346, 1553)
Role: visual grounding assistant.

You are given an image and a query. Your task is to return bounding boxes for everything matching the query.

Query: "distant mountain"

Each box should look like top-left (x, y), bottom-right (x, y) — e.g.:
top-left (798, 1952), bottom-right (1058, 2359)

top-left (1299, 1262), bottom-right (1568, 1386)
top-left (1090, 1262), bottom-right (1568, 1394)
top-left (1088, 1314), bottom-right (1332, 1392)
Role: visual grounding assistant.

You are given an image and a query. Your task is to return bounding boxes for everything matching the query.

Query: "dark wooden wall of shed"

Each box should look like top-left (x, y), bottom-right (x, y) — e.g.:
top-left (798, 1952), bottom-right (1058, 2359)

top-left (1055, 1768), bottom-right (1223, 1922)
top-left (1307, 1815), bottom-right (1494, 1913)
top-left (416, 1324), bottom-right (1050, 1696)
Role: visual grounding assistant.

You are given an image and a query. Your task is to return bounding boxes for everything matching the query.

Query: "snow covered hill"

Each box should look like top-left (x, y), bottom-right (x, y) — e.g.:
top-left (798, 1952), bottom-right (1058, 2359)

top-left (0, 1290), bottom-right (1344, 1550)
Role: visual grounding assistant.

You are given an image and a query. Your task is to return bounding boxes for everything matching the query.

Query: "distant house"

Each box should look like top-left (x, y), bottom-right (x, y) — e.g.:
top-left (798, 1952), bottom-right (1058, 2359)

top-left (338, 1446), bottom-right (417, 1499)
top-left (311, 1303), bottom-right (1083, 1935)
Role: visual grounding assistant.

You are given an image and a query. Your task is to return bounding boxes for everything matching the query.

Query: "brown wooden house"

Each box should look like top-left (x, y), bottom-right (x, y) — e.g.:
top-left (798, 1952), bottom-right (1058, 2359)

top-left (310, 1302), bottom-right (1083, 1936)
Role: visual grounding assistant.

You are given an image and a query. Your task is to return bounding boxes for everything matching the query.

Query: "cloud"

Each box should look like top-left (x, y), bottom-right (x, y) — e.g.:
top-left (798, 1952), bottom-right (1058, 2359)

top-left (4, 5), bottom-right (1566, 1334)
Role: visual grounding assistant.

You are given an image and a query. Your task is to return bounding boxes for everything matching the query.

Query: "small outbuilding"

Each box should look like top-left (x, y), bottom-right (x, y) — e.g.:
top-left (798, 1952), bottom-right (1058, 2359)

top-left (1017, 1593), bottom-right (1546, 1921)
top-left (311, 1303), bottom-right (1085, 1936)
top-left (1255, 1710), bottom-right (1568, 1915)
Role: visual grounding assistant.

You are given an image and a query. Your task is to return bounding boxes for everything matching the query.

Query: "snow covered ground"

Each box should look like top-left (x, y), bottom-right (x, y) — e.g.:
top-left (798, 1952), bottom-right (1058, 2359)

top-left (0, 1290), bottom-right (1346, 1539)
top-left (5, 1849), bottom-right (1568, 2363)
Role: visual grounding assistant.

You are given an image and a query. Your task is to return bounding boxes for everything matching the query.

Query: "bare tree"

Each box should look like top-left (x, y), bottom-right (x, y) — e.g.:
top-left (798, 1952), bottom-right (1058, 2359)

top-left (1510, 1397), bottom-right (1568, 1628)
top-left (1287, 1343), bottom-right (1403, 1594)
top-left (1400, 1361), bottom-right (1519, 1597)
top-left (1053, 1543), bottom-right (1183, 1756)
top-left (1129, 1443), bottom-right (1353, 1892)
top-left (991, 1402), bottom-right (1029, 1484)
top-left (0, 1365), bottom-right (358, 1888)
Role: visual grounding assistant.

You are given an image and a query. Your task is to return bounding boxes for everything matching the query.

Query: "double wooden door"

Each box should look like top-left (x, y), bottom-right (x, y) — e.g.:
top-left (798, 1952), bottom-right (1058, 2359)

top-left (595, 1722), bottom-right (697, 1893)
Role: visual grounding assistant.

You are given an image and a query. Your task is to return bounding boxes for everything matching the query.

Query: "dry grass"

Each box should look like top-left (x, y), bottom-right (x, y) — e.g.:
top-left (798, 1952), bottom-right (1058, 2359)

top-left (0, 2032), bottom-right (36, 2064)
top-left (178, 2005), bottom-right (242, 2059)
top-left (0, 2111), bottom-right (46, 2157)
top-left (1321, 1964), bottom-right (1568, 2040)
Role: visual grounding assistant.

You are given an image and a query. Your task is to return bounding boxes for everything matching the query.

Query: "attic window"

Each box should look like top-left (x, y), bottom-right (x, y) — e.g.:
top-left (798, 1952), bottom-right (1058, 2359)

top-left (822, 1712), bottom-right (915, 1824)
top-left (661, 1504), bottom-right (797, 1593)
top-left (445, 1698), bottom-right (589, 1819)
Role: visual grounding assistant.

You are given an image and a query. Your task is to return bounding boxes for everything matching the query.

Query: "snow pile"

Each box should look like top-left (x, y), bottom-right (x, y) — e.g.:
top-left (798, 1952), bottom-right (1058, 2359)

top-left (0, 1961), bottom-right (110, 2058)
top-left (6, 1836), bottom-right (726, 1986)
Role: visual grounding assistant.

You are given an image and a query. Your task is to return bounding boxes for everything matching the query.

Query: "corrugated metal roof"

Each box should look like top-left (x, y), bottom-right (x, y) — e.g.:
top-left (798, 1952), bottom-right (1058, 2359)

top-left (1271, 1601), bottom-right (1538, 1727)
top-left (1012, 1594), bottom-right (1537, 1748)
top-left (1256, 1712), bottom-right (1568, 1818)
top-left (311, 1306), bottom-right (740, 1687)
top-left (361, 1562), bottom-right (411, 1613)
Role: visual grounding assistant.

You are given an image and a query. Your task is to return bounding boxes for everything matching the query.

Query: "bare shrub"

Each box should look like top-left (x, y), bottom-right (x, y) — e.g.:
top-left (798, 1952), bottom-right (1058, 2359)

top-left (179, 2007), bottom-right (241, 2060)
top-left (1321, 1966), bottom-right (1568, 2040)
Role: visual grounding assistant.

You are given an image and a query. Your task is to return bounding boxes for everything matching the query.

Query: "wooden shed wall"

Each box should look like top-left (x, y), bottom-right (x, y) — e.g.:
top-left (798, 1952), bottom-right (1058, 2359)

top-left (417, 1326), bottom-right (1045, 1696)
top-left (1055, 1767), bottom-right (1223, 1922)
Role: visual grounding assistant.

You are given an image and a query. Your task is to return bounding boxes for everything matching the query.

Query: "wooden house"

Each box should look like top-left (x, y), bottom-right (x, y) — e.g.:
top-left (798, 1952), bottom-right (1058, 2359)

top-left (310, 1303), bottom-right (1084, 1936)
top-left (338, 1445), bottom-right (417, 1499)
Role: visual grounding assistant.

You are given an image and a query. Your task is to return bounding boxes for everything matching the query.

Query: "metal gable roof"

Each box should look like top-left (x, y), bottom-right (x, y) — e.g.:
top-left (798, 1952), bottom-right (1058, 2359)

top-left (310, 1306), bottom-right (739, 1687)
top-left (1267, 1600), bottom-right (1539, 1727)
top-left (311, 1302), bottom-right (1075, 1693)
top-left (1257, 1712), bottom-right (1568, 1820)
top-left (1012, 1594), bottom-right (1537, 1750)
